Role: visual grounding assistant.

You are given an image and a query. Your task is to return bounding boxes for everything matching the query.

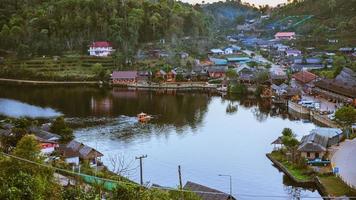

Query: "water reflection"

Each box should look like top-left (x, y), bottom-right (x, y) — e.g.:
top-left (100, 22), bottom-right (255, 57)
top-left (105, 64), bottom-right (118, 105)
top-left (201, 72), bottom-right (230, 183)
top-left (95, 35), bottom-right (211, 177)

top-left (0, 84), bottom-right (321, 199)
top-left (0, 98), bottom-right (61, 118)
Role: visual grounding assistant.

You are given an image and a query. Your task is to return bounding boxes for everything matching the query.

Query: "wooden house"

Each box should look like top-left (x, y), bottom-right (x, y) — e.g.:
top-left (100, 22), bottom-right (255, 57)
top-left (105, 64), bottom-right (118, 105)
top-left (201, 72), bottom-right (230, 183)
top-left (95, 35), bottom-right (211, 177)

top-left (298, 133), bottom-right (328, 160)
top-left (111, 71), bottom-right (138, 85)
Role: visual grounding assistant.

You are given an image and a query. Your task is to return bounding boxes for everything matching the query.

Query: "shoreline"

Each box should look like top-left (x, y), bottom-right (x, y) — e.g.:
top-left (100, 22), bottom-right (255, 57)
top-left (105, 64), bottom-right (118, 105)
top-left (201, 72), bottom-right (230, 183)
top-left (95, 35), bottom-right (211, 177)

top-left (266, 153), bottom-right (330, 199)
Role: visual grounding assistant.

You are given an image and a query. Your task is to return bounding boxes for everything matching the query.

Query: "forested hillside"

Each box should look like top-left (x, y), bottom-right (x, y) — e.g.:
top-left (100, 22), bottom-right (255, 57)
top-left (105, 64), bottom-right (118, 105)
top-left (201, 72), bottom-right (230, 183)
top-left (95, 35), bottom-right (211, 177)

top-left (202, 0), bottom-right (258, 28)
top-left (0, 0), bottom-right (211, 57)
top-left (267, 0), bottom-right (356, 46)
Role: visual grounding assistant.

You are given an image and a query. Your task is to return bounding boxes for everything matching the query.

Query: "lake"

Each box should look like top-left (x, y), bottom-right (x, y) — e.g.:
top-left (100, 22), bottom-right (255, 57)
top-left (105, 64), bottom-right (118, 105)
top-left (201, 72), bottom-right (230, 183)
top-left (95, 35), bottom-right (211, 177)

top-left (0, 84), bottom-right (321, 199)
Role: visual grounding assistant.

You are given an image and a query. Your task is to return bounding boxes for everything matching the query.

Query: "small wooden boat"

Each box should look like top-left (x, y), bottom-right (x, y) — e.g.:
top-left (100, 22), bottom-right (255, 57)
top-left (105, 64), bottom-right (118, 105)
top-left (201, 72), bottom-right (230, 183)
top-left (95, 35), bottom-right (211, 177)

top-left (137, 112), bottom-right (153, 122)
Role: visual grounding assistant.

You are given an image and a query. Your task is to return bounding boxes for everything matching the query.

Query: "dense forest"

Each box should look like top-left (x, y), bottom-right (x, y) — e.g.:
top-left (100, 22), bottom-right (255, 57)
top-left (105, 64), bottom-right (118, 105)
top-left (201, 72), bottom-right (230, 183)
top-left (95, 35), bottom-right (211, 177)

top-left (0, 0), bottom-right (211, 58)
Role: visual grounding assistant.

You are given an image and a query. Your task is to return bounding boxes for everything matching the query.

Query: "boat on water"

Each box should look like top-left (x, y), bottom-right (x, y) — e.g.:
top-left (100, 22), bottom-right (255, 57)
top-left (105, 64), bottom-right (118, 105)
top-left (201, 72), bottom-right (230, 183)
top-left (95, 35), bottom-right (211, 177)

top-left (137, 112), bottom-right (153, 122)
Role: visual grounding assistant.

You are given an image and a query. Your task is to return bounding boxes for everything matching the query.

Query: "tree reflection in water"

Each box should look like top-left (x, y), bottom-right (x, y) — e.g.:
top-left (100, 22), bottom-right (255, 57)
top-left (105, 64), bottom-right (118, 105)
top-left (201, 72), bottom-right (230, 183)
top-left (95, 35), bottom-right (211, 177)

top-left (282, 175), bottom-right (318, 200)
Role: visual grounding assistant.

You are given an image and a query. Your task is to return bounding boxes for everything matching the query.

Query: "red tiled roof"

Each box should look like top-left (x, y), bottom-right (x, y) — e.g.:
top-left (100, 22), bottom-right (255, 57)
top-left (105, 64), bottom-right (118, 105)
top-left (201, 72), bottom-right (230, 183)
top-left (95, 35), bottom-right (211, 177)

top-left (111, 71), bottom-right (138, 79)
top-left (90, 41), bottom-right (112, 48)
top-left (292, 71), bottom-right (318, 84)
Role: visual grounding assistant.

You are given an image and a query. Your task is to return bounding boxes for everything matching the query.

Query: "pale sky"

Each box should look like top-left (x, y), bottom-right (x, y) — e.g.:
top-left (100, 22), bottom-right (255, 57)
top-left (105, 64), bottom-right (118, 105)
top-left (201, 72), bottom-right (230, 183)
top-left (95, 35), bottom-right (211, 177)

top-left (180, 0), bottom-right (288, 7)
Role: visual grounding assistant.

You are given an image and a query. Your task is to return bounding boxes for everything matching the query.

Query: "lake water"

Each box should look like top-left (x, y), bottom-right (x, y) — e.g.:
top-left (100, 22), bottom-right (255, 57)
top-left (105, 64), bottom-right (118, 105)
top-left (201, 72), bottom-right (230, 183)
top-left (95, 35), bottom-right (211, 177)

top-left (0, 85), bottom-right (321, 199)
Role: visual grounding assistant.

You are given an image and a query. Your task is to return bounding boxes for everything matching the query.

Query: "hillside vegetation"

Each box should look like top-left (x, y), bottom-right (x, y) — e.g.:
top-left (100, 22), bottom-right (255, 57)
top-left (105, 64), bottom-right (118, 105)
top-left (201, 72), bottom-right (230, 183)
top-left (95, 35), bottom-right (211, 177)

top-left (202, 0), bottom-right (258, 29)
top-left (0, 0), bottom-right (211, 59)
top-left (267, 0), bottom-right (356, 47)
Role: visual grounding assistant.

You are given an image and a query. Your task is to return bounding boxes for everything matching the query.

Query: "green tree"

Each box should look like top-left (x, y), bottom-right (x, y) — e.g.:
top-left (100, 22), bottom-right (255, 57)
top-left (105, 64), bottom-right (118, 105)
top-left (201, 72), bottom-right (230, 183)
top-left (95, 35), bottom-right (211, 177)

top-left (333, 56), bottom-right (347, 77)
top-left (50, 116), bottom-right (74, 142)
top-left (13, 134), bottom-right (41, 161)
top-left (334, 106), bottom-right (356, 128)
top-left (150, 13), bottom-right (161, 37)
top-left (281, 128), bottom-right (300, 163)
top-left (226, 68), bottom-right (237, 79)
top-left (235, 15), bottom-right (245, 25)
top-left (0, 135), bottom-right (59, 200)
top-left (92, 63), bottom-right (108, 81)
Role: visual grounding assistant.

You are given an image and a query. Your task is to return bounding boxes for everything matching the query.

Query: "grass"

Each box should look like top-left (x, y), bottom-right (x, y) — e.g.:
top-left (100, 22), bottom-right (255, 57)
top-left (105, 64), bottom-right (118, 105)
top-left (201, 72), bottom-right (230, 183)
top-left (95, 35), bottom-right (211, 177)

top-left (282, 161), bottom-right (312, 181)
top-left (270, 151), bottom-right (356, 197)
top-left (319, 175), bottom-right (356, 197)
top-left (270, 151), bottom-right (314, 182)
top-left (0, 56), bottom-right (116, 81)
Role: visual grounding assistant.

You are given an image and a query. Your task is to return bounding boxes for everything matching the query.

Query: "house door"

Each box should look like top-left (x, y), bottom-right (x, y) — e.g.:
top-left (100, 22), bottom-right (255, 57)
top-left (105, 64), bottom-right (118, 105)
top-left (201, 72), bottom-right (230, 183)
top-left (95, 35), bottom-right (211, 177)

top-left (315, 152), bottom-right (319, 159)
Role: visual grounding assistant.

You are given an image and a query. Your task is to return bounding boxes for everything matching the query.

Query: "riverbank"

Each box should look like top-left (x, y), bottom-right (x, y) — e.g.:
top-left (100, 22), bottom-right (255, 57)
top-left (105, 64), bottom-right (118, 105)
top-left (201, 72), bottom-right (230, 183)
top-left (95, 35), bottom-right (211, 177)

top-left (0, 78), bottom-right (100, 86)
top-left (288, 101), bottom-right (339, 128)
top-left (267, 151), bottom-right (356, 198)
top-left (126, 82), bottom-right (218, 91)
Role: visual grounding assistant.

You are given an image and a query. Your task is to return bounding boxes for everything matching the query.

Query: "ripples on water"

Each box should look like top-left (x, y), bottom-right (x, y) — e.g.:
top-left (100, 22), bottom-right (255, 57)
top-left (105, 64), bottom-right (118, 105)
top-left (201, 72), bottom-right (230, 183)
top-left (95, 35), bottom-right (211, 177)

top-left (0, 98), bottom-right (61, 118)
top-left (74, 115), bottom-right (165, 143)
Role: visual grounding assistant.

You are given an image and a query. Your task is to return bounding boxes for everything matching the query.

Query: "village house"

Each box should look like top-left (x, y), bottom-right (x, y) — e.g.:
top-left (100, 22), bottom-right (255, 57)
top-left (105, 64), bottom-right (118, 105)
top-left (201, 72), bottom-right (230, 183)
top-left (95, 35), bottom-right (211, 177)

top-left (310, 128), bottom-right (343, 146)
top-left (166, 70), bottom-right (177, 82)
top-left (183, 181), bottom-right (236, 200)
top-left (28, 127), bottom-right (61, 154)
top-left (298, 132), bottom-right (329, 160)
top-left (58, 146), bottom-right (80, 165)
top-left (237, 65), bottom-right (257, 84)
top-left (285, 49), bottom-right (302, 57)
top-left (270, 67), bottom-right (288, 83)
top-left (271, 136), bottom-right (284, 150)
top-left (313, 68), bottom-right (356, 106)
top-left (291, 57), bottom-right (324, 72)
top-left (88, 41), bottom-right (114, 57)
top-left (226, 57), bottom-right (250, 64)
top-left (274, 32), bottom-right (296, 40)
top-left (271, 83), bottom-right (289, 96)
top-left (155, 70), bottom-right (167, 80)
top-left (339, 47), bottom-right (354, 54)
top-left (111, 71), bottom-right (138, 85)
top-left (59, 140), bottom-right (103, 167)
top-left (191, 66), bottom-right (209, 81)
top-left (207, 66), bottom-right (227, 78)
top-left (210, 58), bottom-right (228, 66)
top-left (209, 49), bottom-right (224, 55)
top-left (292, 70), bottom-right (318, 85)
top-left (224, 47), bottom-right (234, 55)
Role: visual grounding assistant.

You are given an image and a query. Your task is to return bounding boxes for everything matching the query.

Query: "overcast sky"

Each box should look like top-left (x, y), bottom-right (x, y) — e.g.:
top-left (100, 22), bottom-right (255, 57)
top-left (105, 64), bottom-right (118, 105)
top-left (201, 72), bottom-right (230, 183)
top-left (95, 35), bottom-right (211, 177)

top-left (180, 0), bottom-right (288, 7)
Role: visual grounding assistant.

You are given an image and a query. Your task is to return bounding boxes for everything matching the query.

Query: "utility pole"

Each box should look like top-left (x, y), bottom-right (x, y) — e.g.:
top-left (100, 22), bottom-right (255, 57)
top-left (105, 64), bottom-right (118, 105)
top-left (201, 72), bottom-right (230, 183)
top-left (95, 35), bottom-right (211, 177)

top-left (136, 155), bottom-right (147, 185)
top-left (178, 165), bottom-right (183, 190)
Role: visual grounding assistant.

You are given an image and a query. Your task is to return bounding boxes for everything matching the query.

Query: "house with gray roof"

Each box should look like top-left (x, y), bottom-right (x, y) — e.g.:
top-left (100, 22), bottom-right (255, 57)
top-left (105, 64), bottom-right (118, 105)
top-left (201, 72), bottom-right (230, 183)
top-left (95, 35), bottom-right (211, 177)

top-left (310, 128), bottom-right (343, 146)
top-left (291, 57), bottom-right (324, 72)
top-left (29, 127), bottom-right (61, 142)
top-left (298, 133), bottom-right (329, 160)
top-left (183, 181), bottom-right (236, 200)
top-left (62, 140), bottom-right (103, 166)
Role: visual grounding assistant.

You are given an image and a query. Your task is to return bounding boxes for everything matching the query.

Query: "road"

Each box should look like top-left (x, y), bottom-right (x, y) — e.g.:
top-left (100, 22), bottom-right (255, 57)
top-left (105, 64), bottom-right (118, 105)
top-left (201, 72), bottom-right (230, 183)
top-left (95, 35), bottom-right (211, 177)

top-left (331, 139), bottom-right (356, 188)
top-left (242, 50), bottom-right (286, 75)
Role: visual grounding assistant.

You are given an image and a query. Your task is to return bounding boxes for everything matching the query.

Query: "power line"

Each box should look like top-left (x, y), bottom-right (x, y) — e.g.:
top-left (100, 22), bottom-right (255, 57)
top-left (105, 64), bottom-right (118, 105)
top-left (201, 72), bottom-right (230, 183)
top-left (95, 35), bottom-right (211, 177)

top-left (1, 152), bottom-right (355, 199)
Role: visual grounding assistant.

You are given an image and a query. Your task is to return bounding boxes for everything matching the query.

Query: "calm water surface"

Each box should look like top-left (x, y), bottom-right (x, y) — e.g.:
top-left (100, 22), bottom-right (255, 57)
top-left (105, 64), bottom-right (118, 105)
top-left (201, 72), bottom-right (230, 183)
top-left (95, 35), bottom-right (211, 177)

top-left (0, 85), bottom-right (321, 199)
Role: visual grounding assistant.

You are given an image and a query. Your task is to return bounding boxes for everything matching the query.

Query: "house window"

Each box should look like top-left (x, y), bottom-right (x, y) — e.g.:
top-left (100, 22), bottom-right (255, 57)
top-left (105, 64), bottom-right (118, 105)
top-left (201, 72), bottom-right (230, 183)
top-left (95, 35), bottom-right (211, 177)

top-left (307, 152), bottom-right (310, 157)
top-left (315, 152), bottom-right (319, 159)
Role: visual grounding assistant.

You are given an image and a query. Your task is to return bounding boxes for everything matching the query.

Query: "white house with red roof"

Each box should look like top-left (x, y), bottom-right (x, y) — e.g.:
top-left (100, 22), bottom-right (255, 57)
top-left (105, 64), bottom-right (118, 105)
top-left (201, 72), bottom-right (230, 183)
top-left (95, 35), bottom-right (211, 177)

top-left (88, 41), bottom-right (114, 57)
top-left (274, 32), bottom-right (296, 40)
